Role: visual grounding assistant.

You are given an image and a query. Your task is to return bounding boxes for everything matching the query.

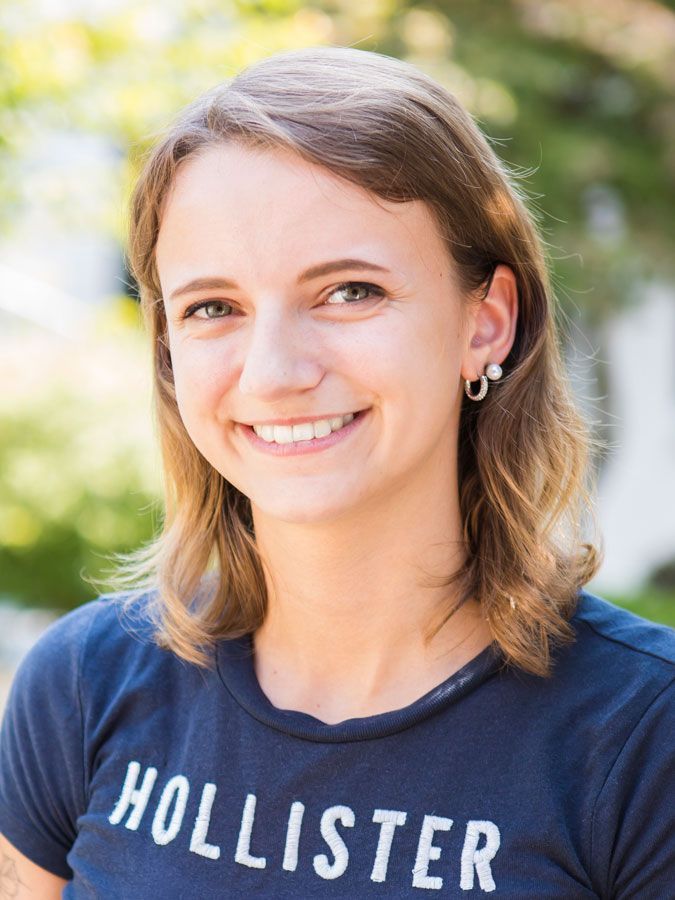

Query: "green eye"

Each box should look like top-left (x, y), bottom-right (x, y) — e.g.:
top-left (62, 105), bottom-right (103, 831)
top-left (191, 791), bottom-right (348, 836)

top-left (202, 301), bottom-right (232, 318)
top-left (325, 282), bottom-right (385, 305)
top-left (185, 300), bottom-right (233, 319)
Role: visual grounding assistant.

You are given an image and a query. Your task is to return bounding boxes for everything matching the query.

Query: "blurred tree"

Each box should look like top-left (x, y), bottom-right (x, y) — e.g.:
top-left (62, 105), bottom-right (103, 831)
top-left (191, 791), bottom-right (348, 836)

top-left (1, 0), bottom-right (673, 319)
top-left (0, 305), bottom-right (160, 611)
top-left (1, 0), bottom-right (674, 611)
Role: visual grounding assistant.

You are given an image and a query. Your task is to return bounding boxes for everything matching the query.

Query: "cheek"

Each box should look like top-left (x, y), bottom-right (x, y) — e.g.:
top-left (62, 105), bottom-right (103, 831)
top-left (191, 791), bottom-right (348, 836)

top-left (391, 306), bottom-right (464, 400)
top-left (397, 323), bottom-right (465, 459)
top-left (170, 339), bottom-right (237, 433)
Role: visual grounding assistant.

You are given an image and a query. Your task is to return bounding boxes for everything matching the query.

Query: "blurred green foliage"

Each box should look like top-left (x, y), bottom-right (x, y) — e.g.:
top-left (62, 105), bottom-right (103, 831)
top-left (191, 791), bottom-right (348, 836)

top-left (611, 589), bottom-right (675, 629)
top-left (0, 303), bottom-right (160, 610)
top-left (1, 0), bottom-right (674, 620)
top-left (1, 0), bottom-right (674, 316)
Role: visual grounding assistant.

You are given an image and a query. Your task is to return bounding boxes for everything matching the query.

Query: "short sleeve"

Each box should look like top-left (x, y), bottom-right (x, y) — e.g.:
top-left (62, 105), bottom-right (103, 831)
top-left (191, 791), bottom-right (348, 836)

top-left (0, 602), bottom-right (97, 879)
top-left (591, 675), bottom-right (675, 899)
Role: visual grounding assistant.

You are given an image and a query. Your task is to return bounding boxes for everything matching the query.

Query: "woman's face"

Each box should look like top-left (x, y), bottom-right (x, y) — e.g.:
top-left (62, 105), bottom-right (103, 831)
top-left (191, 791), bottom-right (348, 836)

top-left (157, 142), bottom-right (474, 525)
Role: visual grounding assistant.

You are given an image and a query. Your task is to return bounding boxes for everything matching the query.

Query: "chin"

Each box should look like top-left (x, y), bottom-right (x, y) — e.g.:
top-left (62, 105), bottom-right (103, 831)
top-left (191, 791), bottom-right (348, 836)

top-left (249, 491), bottom-right (357, 527)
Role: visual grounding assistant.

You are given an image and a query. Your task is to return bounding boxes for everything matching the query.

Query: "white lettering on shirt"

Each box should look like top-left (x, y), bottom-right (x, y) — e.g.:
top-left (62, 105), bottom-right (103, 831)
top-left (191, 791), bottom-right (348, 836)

top-left (371, 809), bottom-right (407, 882)
top-left (235, 792), bottom-right (267, 869)
top-left (412, 814), bottom-right (453, 890)
top-left (108, 761), bottom-right (158, 831)
top-left (190, 782), bottom-right (221, 860)
top-left (460, 820), bottom-right (500, 893)
top-left (107, 761), bottom-right (501, 891)
top-left (313, 805), bottom-right (355, 880)
top-left (282, 801), bottom-right (305, 872)
top-left (152, 774), bottom-right (190, 846)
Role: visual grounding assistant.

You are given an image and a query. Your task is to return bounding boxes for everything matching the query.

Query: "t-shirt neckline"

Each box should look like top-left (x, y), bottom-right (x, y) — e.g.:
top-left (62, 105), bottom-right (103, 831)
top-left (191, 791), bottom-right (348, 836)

top-left (216, 635), bottom-right (503, 743)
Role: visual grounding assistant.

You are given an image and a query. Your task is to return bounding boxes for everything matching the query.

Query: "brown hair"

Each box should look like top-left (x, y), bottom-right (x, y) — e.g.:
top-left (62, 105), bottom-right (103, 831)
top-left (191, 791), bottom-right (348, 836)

top-left (122, 46), bottom-right (601, 675)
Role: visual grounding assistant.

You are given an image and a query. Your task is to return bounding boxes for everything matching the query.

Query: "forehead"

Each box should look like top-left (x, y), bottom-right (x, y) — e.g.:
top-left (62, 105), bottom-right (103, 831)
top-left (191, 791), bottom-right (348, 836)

top-left (155, 142), bottom-right (451, 284)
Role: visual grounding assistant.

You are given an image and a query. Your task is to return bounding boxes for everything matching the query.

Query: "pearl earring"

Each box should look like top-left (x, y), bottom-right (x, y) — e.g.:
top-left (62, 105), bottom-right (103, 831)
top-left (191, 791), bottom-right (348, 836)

top-left (464, 362), bottom-right (503, 402)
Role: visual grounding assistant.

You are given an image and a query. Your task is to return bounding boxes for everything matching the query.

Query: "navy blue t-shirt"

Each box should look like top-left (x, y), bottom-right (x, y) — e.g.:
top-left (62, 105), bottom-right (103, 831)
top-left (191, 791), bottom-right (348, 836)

top-left (1, 590), bottom-right (674, 898)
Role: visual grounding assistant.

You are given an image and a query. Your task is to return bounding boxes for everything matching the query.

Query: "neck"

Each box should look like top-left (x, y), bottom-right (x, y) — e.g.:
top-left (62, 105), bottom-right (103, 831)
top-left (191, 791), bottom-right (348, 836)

top-left (250, 466), bottom-right (492, 724)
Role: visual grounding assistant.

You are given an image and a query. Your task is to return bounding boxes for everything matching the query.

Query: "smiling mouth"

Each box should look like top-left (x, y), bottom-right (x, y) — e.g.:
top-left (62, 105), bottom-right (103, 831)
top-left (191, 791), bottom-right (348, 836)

top-left (250, 413), bottom-right (356, 445)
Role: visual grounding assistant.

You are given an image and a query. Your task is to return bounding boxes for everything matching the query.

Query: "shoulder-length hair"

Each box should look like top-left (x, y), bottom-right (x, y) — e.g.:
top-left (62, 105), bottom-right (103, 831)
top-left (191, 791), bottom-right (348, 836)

top-left (122, 46), bottom-right (601, 676)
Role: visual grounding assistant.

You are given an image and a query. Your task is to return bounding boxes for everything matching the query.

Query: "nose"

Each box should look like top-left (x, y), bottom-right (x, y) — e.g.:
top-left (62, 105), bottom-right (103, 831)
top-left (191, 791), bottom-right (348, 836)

top-left (238, 308), bottom-right (325, 402)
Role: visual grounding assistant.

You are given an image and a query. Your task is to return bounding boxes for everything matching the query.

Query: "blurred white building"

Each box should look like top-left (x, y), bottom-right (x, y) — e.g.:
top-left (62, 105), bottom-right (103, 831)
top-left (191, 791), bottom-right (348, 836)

top-left (592, 282), bottom-right (675, 593)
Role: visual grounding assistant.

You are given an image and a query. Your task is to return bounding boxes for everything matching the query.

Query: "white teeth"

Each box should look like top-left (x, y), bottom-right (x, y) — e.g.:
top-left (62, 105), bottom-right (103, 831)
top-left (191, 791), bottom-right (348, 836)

top-left (313, 419), bottom-right (332, 438)
top-left (273, 425), bottom-right (294, 444)
top-left (292, 423), bottom-right (314, 442)
top-left (252, 413), bottom-right (358, 443)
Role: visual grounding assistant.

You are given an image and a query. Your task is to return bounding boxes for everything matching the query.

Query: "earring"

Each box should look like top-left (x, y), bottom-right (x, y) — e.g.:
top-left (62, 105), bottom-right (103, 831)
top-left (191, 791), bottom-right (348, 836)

top-left (464, 362), bottom-right (503, 401)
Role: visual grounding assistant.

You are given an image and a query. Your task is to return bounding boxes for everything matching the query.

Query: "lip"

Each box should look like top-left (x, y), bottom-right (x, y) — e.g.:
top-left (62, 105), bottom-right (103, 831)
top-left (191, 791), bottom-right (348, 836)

top-left (238, 409), bottom-right (369, 456)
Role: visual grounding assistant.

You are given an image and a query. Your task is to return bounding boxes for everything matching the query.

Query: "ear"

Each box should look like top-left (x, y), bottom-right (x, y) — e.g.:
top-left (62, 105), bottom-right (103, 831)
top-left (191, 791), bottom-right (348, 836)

top-left (461, 264), bottom-right (518, 383)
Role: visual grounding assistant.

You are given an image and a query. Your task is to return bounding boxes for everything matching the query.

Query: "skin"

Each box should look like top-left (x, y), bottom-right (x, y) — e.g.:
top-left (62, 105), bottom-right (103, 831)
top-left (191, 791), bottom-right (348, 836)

top-left (0, 834), bottom-right (66, 897)
top-left (158, 142), bottom-right (518, 723)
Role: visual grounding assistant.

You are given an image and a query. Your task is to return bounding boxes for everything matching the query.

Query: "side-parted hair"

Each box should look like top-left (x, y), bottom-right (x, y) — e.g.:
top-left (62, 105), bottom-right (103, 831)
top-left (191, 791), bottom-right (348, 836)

top-left (123, 46), bottom-right (601, 676)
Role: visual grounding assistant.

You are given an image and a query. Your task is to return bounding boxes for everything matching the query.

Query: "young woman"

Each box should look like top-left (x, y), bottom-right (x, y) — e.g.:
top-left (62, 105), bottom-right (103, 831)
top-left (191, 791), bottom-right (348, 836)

top-left (1, 47), bottom-right (673, 898)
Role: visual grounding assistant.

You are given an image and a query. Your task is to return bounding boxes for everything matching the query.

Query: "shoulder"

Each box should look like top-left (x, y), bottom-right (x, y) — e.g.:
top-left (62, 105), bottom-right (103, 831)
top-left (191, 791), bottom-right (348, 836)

top-left (19, 590), bottom-right (154, 654)
top-left (17, 594), bottom-right (118, 658)
top-left (569, 594), bottom-right (675, 895)
top-left (572, 589), bottom-right (675, 666)
top-left (0, 596), bottom-right (149, 875)
top-left (9, 591), bottom-right (165, 702)
top-left (502, 591), bottom-right (675, 745)
top-left (569, 589), bottom-right (675, 694)
top-left (543, 589), bottom-right (675, 746)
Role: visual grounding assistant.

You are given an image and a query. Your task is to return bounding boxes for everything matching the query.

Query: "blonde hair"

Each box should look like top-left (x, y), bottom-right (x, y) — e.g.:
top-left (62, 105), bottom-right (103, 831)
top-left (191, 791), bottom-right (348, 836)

top-left (122, 46), bottom-right (601, 676)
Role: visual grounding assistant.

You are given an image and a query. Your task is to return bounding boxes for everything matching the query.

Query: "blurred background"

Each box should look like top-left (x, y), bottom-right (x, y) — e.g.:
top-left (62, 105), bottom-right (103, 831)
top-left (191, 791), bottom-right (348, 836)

top-left (1, 0), bottom-right (674, 706)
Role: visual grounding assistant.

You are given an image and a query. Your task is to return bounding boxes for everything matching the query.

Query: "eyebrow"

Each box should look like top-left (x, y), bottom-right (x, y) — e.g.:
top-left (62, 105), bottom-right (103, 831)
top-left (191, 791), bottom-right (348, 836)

top-left (167, 258), bottom-right (391, 301)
